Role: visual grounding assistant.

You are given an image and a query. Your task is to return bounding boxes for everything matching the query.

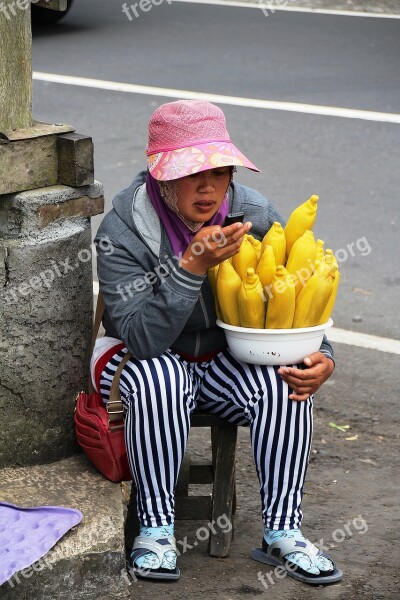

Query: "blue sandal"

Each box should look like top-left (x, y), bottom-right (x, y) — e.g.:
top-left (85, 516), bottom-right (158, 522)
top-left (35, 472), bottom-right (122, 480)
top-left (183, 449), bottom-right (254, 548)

top-left (252, 535), bottom-right (343, 586)
top-left (128, 535), bottom-right (180, 581)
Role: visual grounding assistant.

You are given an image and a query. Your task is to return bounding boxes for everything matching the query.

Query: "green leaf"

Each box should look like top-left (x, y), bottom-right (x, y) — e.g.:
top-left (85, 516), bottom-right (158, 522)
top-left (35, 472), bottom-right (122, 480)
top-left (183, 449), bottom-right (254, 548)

top-left (329, 422), bottom-right (350, 433)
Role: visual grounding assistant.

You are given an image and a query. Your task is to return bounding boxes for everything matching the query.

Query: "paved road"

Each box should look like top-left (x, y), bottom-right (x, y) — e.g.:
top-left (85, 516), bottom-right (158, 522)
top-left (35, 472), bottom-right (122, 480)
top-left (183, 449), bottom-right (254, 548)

top-left (32, 1), bottom-right (400, 339)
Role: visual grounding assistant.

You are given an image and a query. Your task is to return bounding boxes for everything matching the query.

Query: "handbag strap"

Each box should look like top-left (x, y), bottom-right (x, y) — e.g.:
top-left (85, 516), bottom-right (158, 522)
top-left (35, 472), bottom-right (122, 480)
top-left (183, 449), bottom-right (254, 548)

top-left (90, 290), bottom-right (132, 429)
top-left (91, 291), bottom-right (106, 356)
top-left (107, 351), bottom-right (132, 430)
top-left (88, 291), bottom-right (106, 394)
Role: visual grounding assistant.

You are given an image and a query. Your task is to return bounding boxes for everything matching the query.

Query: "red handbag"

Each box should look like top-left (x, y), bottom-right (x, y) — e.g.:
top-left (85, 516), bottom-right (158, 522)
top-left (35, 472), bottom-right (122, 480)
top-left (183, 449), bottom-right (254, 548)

top-left (74, 294), bottom-right (132, 483)
top-left (74, 390), bottom-right (131, 483)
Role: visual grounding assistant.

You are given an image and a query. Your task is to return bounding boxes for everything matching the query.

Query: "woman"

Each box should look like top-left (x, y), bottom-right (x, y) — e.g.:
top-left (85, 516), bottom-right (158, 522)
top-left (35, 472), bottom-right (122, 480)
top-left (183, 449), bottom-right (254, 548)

top-left (91, 100), bottom-right (342, 585)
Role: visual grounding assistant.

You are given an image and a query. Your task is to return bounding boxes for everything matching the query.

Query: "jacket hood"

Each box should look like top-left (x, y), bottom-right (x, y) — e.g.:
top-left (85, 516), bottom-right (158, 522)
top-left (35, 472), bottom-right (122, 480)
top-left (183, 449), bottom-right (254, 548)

top-left (110, 170), bottom-right (163, 256)
top-left (111, 170), bottom-right (147, 230)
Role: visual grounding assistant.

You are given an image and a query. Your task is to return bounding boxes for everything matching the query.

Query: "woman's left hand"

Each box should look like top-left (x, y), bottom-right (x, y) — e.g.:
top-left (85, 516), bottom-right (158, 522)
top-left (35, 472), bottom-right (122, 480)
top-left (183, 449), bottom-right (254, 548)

top-left (278, 352), bottom-right (335, 401)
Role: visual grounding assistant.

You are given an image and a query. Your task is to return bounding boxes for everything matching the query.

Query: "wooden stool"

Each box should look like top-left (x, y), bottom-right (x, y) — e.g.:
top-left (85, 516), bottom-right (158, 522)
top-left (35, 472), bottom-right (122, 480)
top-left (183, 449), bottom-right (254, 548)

top-left (125, 411), bottom-right (238, 558)
top-left (175, 412), bottom-right (238, 557)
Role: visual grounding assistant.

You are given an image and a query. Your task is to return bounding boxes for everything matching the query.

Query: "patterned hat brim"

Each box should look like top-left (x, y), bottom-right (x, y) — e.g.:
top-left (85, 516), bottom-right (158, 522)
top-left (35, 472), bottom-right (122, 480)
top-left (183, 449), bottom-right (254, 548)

top-left (147, 141), bottom-right (260, 181)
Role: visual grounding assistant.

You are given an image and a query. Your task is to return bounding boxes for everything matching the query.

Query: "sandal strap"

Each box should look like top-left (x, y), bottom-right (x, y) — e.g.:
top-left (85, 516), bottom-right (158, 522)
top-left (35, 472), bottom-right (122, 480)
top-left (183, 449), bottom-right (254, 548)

top-left (132, 535), bottom-right (177, 564)
top-left (266, 535), bottom-right (320, 561)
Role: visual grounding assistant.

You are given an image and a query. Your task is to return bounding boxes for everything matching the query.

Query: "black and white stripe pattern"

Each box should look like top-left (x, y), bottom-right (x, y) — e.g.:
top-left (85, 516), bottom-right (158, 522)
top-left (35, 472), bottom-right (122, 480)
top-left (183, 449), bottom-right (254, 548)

top-left (100, 348), bottom-right (313, 529)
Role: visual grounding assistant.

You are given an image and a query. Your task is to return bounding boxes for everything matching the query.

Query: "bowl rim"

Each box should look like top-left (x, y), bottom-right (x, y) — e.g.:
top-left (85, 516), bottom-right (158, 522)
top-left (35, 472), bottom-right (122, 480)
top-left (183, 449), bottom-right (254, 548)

top-left (216, 318), bottom-right (334, 335)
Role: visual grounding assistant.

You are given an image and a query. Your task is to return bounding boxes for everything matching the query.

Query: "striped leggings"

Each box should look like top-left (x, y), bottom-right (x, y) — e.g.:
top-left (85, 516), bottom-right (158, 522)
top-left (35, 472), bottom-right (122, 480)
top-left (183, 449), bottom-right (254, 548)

top-left (100, 347), bottom-right (313, 530)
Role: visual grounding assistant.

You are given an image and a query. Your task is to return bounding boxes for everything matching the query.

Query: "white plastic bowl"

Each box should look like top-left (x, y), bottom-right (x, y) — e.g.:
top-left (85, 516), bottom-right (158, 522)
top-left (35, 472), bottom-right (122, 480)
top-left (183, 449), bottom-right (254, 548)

top-left (216, 319), bottom-right (333, 366)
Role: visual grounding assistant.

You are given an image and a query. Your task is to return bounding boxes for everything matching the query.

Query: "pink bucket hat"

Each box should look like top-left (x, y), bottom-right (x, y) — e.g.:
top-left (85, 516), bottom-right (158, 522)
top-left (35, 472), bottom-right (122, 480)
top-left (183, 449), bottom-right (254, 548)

top-left (146, 99), bottom-right (260, 181)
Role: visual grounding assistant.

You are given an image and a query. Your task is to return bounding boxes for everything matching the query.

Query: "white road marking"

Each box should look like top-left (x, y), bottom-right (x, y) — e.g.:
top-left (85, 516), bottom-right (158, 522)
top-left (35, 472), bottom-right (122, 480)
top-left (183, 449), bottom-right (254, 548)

top-left (327, 326), bottom-right (400, 355)
top-left (33, 72), bottom-right (400, 124)
top-left (93, 281), bottom-right (400, 354)
top-left (171, 0), bottom-right (400, 19)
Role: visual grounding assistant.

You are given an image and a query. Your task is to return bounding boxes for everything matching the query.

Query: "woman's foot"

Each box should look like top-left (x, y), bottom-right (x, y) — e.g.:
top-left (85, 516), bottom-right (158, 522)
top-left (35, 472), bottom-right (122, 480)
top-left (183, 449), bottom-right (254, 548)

top-left (263, 528), bottom-right (335, 576)
top-left (251, 527), bottom-right (343, 586)
top-left (128, 524), bottom-right (180, 581)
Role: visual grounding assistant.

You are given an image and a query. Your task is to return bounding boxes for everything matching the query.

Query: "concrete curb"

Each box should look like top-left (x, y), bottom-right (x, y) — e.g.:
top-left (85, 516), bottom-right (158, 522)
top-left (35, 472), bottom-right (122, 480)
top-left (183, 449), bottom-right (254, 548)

top-left (0, 455), bottom-right (129, 599)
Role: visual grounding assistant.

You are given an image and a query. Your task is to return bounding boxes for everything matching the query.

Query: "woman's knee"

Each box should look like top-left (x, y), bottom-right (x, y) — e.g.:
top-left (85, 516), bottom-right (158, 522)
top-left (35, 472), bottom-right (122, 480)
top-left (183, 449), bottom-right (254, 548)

top-left (120, 353), bottom-right (193, 412)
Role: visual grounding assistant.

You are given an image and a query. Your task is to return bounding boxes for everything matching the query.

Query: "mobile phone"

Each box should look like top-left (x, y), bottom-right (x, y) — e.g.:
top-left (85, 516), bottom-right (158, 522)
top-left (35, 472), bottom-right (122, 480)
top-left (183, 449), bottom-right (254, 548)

top-left (223, 212), bottom-right (244, 226)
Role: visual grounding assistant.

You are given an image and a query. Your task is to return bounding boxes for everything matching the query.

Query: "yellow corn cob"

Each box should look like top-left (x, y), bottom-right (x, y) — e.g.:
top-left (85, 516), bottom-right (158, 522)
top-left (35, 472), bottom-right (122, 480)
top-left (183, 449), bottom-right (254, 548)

top-left (315, 239), bottom-right (325, 266)
top-left (216, 260), bottom-right (242, 326)
top-left (232, 237), bottom-right (257, 280)
top-left (293, 265), bottom-right (337, 328)
top-left (261, 222), bottom-right (286, 267)
top-left (208, 264), bottom-right (219, 296)
top-left (286, 230), bottom-right (316, 297)
top-left (256, 244), bottom-right (276, 292)
top-left (325, 248), bottom-right (338, 270)
top-left (284, 194), bottom-right (319, 259)
top-left (315, 252), bottom-right (334, 276)
top-left (247, 235), bottom-right (262, 264)
top-left (265, 265), bottom-right (296, 329)
top-left (238, 268), bottom-right (266, 328)
top-left (318, 270), bottom-right (340, 324)
top-left (208, 264), bottom-right (221, 319)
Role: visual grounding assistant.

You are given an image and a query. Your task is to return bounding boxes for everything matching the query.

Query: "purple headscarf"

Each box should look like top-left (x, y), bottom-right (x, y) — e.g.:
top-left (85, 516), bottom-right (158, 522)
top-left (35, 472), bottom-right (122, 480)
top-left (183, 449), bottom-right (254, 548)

top-left (146, 171), bottom-right (229, 257)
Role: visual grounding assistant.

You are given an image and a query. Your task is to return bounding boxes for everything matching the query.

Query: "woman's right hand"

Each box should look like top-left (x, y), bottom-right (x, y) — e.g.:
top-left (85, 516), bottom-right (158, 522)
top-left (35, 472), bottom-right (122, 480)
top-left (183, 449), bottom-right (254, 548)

top-left (179, 221), bottom-right (252, 275)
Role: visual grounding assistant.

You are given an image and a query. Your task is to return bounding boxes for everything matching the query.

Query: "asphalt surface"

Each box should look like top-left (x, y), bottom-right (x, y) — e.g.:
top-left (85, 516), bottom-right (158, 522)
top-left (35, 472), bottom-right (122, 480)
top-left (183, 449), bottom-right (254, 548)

top-left (27, 4), bottom-right (400, 599)
top-left (32, 2), bottom-right (400, 112)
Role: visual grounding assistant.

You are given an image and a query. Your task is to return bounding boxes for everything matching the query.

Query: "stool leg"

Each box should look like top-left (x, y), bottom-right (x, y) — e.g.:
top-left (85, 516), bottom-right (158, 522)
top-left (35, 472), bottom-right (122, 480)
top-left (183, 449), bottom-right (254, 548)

top-left (176, 452), bottom-right (190, 498)
top-left (209, 425), bottom-right (238, 557)
top-left (124, 483), bottom-right (139, 551)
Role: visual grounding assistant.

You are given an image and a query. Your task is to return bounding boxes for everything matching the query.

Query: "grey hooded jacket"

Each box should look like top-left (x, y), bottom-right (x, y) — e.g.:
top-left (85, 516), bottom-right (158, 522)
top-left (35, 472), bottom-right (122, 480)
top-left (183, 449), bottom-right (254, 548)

top-left (95, 171), bottom-right (334, 362)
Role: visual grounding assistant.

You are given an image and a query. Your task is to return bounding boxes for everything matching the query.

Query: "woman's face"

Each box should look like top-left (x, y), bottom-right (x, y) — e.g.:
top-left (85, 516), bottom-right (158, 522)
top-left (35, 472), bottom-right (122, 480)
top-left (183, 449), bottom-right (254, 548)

top-left (175, 167), bottom-right (231, 223)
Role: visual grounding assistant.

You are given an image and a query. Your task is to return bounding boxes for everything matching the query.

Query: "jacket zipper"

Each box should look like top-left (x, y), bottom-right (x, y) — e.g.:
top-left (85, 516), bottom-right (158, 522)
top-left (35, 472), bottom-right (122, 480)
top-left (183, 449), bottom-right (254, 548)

top-left (194, 332), bottom-right (200, 357)
top-left (193, 292), bottom-right (210, 357)
top-left (199, 291), bottom-right (210, 329)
